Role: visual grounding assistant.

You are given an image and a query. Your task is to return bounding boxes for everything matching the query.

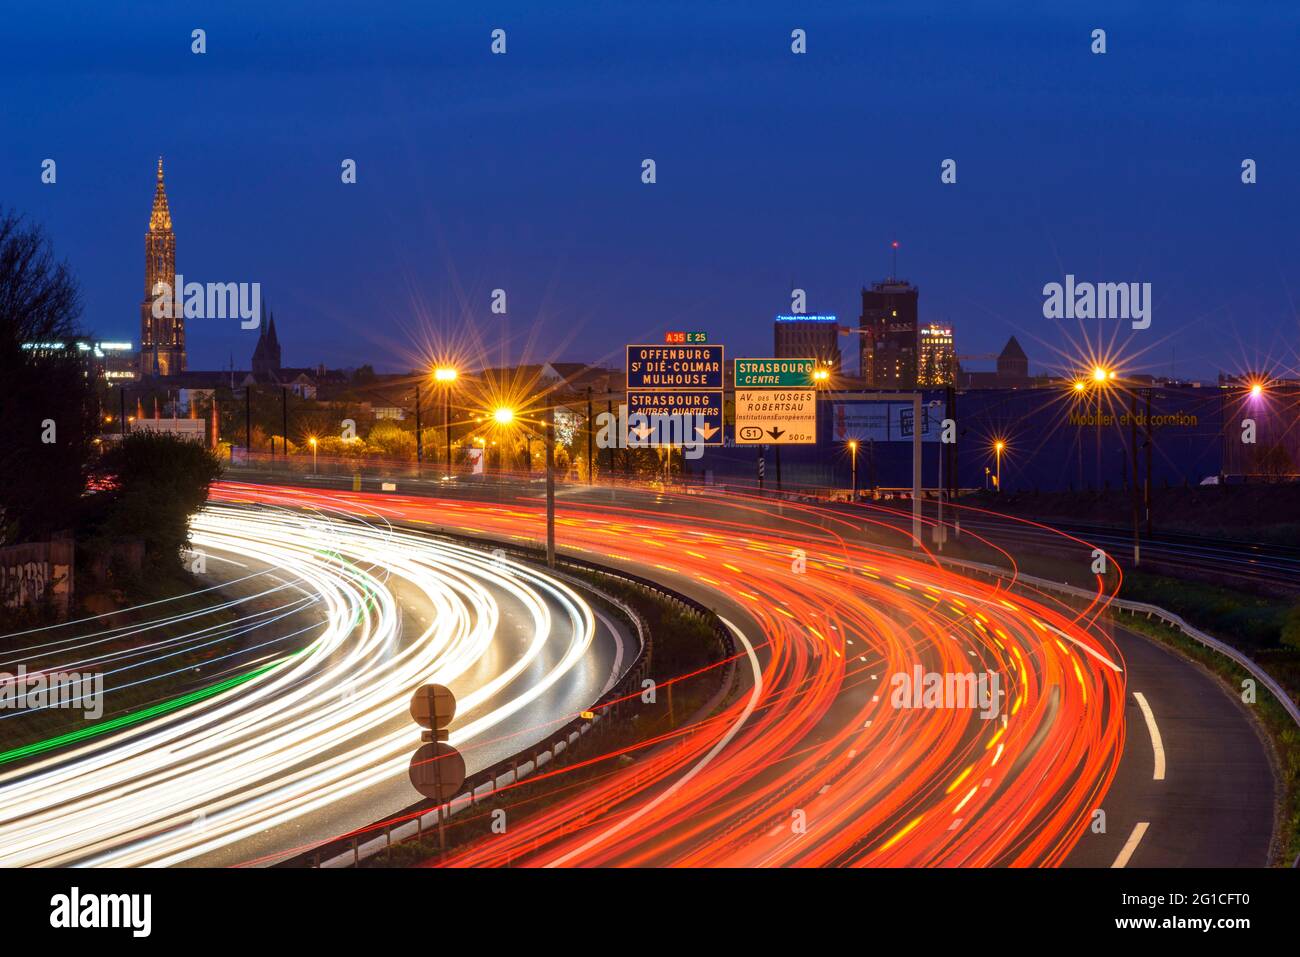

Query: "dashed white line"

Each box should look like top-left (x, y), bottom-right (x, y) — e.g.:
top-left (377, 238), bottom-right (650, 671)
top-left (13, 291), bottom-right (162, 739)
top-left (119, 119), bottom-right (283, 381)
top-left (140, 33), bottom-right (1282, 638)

top-left (1133, 691), bottom-right (1166, 780)
top-left (1111, 821), bottom-right (1150, 868)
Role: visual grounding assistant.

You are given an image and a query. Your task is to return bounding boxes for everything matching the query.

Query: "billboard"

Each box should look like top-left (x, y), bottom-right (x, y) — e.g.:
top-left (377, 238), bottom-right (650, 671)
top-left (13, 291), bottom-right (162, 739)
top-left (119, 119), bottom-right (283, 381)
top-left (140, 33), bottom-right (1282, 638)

top-left (832, 402), bottom-right (939, 443)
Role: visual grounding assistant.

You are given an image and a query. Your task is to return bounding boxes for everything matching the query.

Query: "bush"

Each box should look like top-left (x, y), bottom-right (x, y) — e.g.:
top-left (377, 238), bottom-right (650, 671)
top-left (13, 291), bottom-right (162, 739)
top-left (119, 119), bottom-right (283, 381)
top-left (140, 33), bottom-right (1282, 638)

top-left (366, 421), bottom-right (416, 459)
top-left (85, 432), bottom-right (223, 572)
top-left (1282, 605), bottom-right (1300, 652)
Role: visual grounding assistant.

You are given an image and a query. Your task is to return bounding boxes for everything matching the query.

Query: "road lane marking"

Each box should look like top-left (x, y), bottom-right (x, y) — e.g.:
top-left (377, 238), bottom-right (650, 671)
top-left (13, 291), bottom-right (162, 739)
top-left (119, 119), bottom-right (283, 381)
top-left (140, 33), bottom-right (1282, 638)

top-left (1133, 691), bottom-right (1166, 780)
top-left (1111, 821), bottom-right (1149, 868)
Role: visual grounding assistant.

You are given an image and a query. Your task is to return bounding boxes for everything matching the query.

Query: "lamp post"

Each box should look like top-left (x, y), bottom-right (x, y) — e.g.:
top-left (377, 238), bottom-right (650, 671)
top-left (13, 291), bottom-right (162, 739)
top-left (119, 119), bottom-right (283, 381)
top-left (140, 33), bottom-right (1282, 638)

top-left (493, 405), bottom-right (515, 473)
top-left (994, 440), bottom-right (1004, 493)
top-left (849, 440), bottom-right (858, 499)
top-left (435, 367), bottom-right (457, 478)
top-left (1091, 366), bottom-right (1110, 488)
top-left (310, 436), bottom-right (318, 476)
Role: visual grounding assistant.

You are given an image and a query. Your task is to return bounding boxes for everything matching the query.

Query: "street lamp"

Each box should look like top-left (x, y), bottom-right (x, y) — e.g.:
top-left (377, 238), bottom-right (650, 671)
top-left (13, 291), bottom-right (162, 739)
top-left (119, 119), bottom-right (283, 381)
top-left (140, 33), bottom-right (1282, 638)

top-left (492, 406), bottom-right (516, 472)
top-left (848, 440), bottom-right (858, 499)
top-left (435, 366), bottom-right (458, 478)
top-left (994, 440), bottom-right (1005, 493)
top-left (309, 436), bottom-right (318, 475)
top-left (1088, 366), bottom-right (1115, 487)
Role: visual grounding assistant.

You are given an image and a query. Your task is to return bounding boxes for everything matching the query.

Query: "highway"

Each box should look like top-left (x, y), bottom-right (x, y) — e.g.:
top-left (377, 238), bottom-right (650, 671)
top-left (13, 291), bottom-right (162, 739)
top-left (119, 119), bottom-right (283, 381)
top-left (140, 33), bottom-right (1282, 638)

top-left (219, 475), bottom-right (1274, 867)
top-left (0, 497), bottom-right (628, 866)
top-left (4, 470), bottom-right (1273, 868)
top-left (199, 476), bottom-right (1272, 867)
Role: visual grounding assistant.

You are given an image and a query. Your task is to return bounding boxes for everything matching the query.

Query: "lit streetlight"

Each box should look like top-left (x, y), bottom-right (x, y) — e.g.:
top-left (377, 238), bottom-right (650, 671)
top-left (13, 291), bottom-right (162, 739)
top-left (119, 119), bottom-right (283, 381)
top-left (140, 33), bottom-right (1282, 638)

top-left (309, 436), bottom-right (318, 475)
top-left (848, 440), bottom-right (858, 499)
top-left (492, 406), bottom-right (516, 471)
top-left (434, 366), bottom-right (458, 478)
top-left (994, 439), bottom-right (1005, 493)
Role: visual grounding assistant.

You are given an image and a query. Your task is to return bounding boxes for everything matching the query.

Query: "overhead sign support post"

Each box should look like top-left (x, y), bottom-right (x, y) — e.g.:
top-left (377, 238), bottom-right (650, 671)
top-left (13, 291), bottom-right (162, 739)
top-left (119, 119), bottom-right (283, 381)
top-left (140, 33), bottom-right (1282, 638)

top-left (834, 392), bottom-right (923, 548)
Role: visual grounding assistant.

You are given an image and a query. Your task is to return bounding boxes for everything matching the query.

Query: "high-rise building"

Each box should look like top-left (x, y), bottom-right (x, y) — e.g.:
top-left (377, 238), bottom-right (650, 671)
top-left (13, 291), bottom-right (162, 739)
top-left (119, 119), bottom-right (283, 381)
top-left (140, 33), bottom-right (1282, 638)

top-left (918, 323), bottom-right (955, 386)
top-left (773, 314), bottom-right (842, 373)
top-left (859, 279), bottom-right (918, 387)
top-left (139, 157), bottom-right (185, 377)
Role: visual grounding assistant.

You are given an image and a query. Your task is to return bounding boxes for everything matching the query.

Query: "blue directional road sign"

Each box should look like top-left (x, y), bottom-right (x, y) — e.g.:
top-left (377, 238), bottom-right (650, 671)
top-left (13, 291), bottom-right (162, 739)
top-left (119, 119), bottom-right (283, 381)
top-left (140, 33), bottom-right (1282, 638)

top-left (626, 344), bottom-right (724, 390)
top-left (626, 390), bottom-right (724, 445)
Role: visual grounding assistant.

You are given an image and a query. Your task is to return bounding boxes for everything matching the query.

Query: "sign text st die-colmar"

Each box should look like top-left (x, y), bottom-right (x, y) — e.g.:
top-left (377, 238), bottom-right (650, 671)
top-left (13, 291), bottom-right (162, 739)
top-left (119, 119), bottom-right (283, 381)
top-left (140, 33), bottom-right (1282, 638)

top-left (626, 344), bottom-right (724, 390)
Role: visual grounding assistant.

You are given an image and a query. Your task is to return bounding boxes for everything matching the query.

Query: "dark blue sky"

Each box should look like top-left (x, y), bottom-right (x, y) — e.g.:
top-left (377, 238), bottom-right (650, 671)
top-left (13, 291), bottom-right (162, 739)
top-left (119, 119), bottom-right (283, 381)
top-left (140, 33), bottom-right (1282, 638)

top-left (4, 1), bottom-right (1298, 378)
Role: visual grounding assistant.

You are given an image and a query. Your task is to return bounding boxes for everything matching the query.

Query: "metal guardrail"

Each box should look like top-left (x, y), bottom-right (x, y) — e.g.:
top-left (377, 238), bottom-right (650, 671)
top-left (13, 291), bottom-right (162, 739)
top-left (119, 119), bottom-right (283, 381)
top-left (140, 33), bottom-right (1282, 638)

top-left (926, 552), bottom-right (1300, 729)
top-left (285, 533), bottom-right (733, 869)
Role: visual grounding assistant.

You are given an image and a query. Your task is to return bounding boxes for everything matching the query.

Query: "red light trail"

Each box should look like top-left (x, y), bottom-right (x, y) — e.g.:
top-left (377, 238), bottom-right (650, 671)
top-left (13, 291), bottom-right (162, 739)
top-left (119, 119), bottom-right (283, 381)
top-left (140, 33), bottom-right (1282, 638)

top-left (213, 481), bottom-right (1126, 868)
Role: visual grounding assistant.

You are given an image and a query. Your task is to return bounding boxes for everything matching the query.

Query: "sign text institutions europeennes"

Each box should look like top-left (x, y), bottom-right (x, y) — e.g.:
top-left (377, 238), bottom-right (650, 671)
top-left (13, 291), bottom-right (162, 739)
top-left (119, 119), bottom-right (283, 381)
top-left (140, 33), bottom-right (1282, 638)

top-left (733, 357), bottom-right (817, 445)
top-left (626, 344), bottom-right (724, 445)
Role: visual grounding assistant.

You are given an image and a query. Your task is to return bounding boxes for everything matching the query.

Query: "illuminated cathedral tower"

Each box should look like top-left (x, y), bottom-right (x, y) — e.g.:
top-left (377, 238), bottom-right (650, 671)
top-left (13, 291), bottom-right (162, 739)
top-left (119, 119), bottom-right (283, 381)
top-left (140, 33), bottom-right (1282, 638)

top-left (139, 156), bottom-right (185, 376)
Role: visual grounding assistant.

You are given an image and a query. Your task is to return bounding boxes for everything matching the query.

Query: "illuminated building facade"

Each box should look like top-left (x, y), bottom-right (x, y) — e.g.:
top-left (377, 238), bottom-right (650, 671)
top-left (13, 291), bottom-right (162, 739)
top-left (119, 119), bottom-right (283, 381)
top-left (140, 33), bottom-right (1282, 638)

top-left (917, 324), bottom-right (955, 386)
top-left (139, 157), bottom-right (185, 377)
top-left (859, 279), bottom-right (919, 388)
top-left (773, 314), bottom-right (842, 373)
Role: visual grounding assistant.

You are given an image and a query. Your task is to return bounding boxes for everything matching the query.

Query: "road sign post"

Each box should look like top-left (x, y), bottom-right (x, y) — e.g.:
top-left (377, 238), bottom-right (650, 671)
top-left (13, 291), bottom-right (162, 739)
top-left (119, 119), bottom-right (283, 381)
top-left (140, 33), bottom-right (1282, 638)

top-left (546, 408), bottom-right (556, 567)
top-left (409, 684), bottom-right (462, 853)
top-left (832, 392), bottom-right (924, 547)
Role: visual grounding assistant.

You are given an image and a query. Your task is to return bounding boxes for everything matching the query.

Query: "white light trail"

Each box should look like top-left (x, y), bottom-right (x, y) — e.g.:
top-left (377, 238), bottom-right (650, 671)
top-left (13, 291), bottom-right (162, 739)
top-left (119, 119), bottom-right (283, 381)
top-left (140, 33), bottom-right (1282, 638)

top-left (0, 502), bottom-right (599, 867)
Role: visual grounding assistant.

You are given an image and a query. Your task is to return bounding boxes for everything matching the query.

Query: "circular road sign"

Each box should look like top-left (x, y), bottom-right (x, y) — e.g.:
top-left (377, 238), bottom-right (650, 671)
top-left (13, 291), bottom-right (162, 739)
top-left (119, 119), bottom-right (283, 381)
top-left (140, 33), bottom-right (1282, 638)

top-left (410, 683), bottom-right (457, 730)
top-left (409, 742), bottom-right (467, 802)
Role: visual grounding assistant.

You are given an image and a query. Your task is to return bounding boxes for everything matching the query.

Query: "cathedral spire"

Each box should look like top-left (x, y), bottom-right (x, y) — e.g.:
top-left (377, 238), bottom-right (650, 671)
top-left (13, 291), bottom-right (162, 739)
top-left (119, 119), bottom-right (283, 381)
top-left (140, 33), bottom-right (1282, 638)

top-left (140, 156), bottom-right (184, 376)
top-left (150, 155), bottom-right (172, 232)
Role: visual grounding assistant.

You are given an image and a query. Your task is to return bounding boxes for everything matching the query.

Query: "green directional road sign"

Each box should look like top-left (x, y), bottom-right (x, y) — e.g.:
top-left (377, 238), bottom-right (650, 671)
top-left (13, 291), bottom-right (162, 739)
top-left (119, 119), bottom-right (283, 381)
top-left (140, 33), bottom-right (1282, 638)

top-left (734, 357), bottom-right (815, 388)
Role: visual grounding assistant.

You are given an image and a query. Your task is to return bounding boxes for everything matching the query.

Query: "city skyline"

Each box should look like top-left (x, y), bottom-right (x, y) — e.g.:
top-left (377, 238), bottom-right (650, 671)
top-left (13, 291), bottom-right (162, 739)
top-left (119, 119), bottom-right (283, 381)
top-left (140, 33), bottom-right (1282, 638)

top-left (3, 3), bottom-right (1298, 379)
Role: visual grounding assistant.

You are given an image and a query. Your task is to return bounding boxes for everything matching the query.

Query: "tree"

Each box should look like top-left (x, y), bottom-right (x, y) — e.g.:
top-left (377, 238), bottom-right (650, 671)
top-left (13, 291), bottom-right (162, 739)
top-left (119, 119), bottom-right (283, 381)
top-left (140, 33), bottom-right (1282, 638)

top-left (0, 209), bottom-right (97, 545)
top-left (85, 432), bottom-right (223, 572)
top-left (367, 420), bottom-right (415, 459)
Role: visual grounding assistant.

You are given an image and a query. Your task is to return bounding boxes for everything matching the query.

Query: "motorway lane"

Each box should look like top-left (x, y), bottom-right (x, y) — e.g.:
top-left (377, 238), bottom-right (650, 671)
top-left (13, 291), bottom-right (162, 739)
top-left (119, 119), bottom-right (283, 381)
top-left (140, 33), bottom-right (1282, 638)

top-left (0, 499), bottom-right (626, 867)
top-left (1064, 623), bottom-right (1274, 867)
top-left (219, 480), bottom-right (1129, 866)
top-left (223, 474), bottom-right (1280, 866)
top-left (622, 487), bottom-right (1279, 866)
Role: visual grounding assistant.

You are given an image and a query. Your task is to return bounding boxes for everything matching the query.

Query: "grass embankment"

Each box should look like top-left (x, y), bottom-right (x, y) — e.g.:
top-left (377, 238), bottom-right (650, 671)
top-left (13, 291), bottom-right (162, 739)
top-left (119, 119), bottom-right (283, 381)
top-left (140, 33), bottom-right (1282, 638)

top-left (961, 485), bottom-right (1300, 547)
top-left (0, 567), bottom-right (295, 758)
top-left (362, 570), bottom-right (731, 867)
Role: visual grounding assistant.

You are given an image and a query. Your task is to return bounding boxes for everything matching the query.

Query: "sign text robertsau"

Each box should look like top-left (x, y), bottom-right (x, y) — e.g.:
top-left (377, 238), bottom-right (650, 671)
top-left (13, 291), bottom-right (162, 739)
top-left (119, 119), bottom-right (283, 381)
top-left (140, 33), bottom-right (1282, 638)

top-left (735, 389), bottom-right (816, 444)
